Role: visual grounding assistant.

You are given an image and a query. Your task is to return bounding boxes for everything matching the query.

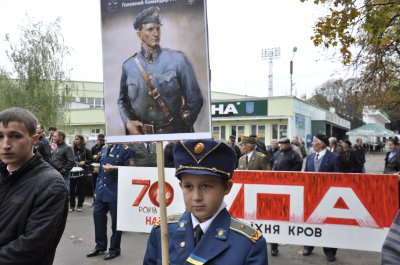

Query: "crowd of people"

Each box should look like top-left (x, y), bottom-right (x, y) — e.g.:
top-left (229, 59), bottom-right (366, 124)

top-left (1, 106), bottom-right (399, 264)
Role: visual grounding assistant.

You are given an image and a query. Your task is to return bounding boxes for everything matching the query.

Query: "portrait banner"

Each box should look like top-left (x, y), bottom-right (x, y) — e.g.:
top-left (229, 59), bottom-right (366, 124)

top-left (100, 0), bottom-right (211, 143)
top-left (118, 167), bottom-right (398, 252)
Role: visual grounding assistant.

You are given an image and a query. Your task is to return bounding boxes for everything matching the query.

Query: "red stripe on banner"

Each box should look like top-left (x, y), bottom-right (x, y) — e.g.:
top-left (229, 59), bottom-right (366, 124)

top-left (229, 171), bottom-right (398, 228)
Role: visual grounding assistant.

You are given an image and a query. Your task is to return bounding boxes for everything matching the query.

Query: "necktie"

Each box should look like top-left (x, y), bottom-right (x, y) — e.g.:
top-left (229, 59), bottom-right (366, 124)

top-left (194, 225), bottom-right (203, 246)
top-left (246, 155), bottom-right (249, 165)
top-left (315, 153), bottom-right (319, 160)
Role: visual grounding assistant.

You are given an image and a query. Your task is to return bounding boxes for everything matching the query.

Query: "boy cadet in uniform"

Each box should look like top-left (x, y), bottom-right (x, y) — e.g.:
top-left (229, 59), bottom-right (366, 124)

top-left (143, 139), bottom-right (268, 265)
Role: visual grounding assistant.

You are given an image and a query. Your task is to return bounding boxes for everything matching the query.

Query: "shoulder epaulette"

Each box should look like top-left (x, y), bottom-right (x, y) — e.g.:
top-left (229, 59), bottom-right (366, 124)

top-left (102, 145), bottom-right (107, 149)
top-left (123, 144), bottom-right (129, 149)
top-left (230, 217), bottom-right (262, 243)
top-left (123, 53), bottom-right (136, 64)
top-left (153, 214), bottom-right (183, 228)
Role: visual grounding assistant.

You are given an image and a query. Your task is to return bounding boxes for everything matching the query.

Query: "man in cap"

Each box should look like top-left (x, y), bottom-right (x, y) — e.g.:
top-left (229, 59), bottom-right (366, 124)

top-left (118, 6), bottom-right (203, 135)
top-left (86, 144), bottom-right (133, 260)
top-left (238, 136), bottom-right (271, 170)
top-left (269, 137), bottom-right (303, 256)
top-left (227, 135), bottom-right (241, 165)
top-left (303, 134), bottom-right (341, 262)
top-left (143, 139), bottom-right (268, 265)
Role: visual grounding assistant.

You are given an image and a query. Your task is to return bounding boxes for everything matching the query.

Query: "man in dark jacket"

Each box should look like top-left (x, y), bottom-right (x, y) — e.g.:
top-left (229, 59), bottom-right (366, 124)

top-left (164, 140), bottom-right (176, 168)
top-left (34, 124), bottom-right (51, 162)
top-left (49, 130), bottom-right (75, 191)
top-left (270, 137), bottom-right (303, 256)
top-left (353, 138), bottom-right (366, 173)
top-left (0, 107), bottom-right (68, 265)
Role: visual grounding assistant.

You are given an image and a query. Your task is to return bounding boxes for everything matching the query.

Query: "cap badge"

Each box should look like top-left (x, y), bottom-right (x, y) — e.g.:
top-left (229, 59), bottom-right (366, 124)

top-left (194, 143), bottom-right (205, 154)
top-left (180, 241), bottom-right (186, 248)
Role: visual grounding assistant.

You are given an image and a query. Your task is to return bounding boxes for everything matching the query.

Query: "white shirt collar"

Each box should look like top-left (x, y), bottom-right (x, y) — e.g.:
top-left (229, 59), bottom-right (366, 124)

top-left (247, 150), bottom-right (254, 160)
top-left (191, 201), bottom-right (227, 234)
top-left (315, 148), bottom-right (327, 158)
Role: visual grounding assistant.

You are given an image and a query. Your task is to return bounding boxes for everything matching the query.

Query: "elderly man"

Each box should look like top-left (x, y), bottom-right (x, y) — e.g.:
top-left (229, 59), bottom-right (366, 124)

top-left (238, 136), bottom-right (271, 170)
top-left (303, 134), bottom-right (341, 262)
top-left (118, 6), bottom-right (203, 135)
top-left (292, 136), bottom-right (307, 158)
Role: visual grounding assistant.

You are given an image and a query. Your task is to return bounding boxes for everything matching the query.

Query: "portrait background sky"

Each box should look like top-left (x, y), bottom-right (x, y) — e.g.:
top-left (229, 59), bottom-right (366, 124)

top-left (0, 0), bottom-right (352, 99)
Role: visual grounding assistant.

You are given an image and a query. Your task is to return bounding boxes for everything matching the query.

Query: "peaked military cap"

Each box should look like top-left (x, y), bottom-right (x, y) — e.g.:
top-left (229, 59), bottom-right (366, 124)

top-left (240, 136), bottom-right (257, 145)
top-left (134, 6), bottom-right (162, 30)
top-left (173, 139), bottom-right (237, 180)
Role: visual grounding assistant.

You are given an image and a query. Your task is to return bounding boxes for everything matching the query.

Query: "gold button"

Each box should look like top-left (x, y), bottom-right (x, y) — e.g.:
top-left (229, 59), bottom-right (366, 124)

top-left (149, 106), bottom-right (153, 111)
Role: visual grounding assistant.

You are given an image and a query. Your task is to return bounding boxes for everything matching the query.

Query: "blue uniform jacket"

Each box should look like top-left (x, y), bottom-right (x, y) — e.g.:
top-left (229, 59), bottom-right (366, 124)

top-left (143, 209), bottom-right (268, 265)
top-left (305, 150), bottom-right (341, 173)
top-left (118, 47), bottom-right (203, 127)
top-left (95, 144), bottom-right (132, 202)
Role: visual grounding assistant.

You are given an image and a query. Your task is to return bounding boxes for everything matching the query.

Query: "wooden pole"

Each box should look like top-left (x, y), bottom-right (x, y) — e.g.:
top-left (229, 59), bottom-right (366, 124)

top-left (156, 141), bottom-right (169, 264)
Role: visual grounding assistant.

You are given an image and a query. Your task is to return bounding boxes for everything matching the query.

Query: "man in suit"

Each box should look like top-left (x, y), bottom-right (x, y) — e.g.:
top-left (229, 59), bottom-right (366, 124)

top-left (86, 143), bottom-right (133, 260)
top-left (238, 136), bottom-right (271, 170)
top-left (143, 139), bottom-right (268, 265)
top-left (303, 134), bottom-right (341, 262)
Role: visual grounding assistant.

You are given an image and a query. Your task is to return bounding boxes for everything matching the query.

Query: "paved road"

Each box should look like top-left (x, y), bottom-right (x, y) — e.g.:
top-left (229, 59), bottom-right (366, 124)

top-left (54, 153), bottom-right (388, 265)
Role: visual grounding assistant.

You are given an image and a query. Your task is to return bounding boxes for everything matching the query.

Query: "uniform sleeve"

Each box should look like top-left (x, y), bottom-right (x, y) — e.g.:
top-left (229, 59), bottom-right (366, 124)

top-left (143, 227), bottom-right (159, 265)
top-left (0, 177), bottom-right (68, 264)
top-left (177, 54), bottom-right (203, 124)
top-left (123, 146), bottom-right (133, 166)
top-left (382, 210), bottom-right (400, 264)
top-left (244, 236), bottom-right (268, 265)
top-left (332, 153), bottom-right (342, 173)
top-left (118, 68), bottom-right (136, 126)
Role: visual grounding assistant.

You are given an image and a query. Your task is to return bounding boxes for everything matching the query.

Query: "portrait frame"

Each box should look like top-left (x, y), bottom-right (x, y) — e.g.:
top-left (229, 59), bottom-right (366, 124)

top-left (100, 0), bottom-right (211, 143)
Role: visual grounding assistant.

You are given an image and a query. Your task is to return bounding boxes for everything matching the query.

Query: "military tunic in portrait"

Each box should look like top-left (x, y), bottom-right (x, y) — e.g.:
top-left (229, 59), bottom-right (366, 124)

top-left (118, 47), bottom-right (203, 134)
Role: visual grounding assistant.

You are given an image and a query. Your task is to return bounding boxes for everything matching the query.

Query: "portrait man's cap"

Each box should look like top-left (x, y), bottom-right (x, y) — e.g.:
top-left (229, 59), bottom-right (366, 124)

top-left (134, 6), bottom-right (162, 30)
top-left (240, 136), bottom-right (257, 145)
top-left (229, 135), bottom-right (236, 141)
top-left (314, 134), bottom-right (329, 147)
top-left (173, 139), bottom-right (236, 180)
top-left (278, 137), bottom-right (290, 144)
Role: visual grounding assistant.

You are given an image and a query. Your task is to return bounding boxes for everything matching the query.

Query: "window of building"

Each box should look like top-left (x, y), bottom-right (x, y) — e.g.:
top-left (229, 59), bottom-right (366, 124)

top-left (92, 128), bottom-right (101, 135)
top-left (231, 125), bottom-right (245, 141)
top-left (251, 124), bottom-right (266, 143)
top-left (212, 126), bottom-right (226, 140)
top-left (272, 124), bottom-right (287, 139)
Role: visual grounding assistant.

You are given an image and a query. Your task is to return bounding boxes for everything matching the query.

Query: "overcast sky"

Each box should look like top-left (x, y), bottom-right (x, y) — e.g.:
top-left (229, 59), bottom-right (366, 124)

top-left (0, 0), bottom-right (352, 98)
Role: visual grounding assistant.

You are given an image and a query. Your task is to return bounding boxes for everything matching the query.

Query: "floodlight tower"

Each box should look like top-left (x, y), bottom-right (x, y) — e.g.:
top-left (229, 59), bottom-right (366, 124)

top-left (261, 47), bottom-right (281, 97)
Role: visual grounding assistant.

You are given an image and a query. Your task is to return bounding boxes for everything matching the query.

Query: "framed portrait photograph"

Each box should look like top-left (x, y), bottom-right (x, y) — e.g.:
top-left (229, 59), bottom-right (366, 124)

top-left (100, 0), bottom-right (211, 143)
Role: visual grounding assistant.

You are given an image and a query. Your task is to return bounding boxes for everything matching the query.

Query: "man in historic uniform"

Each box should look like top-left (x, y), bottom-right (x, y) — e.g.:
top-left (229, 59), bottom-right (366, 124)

top-left (143, 139), bottom-right (268, 265)
top-left (118, 6), bottom-right (203, 135)
top-left (238, 136), bottom-right (271, 170)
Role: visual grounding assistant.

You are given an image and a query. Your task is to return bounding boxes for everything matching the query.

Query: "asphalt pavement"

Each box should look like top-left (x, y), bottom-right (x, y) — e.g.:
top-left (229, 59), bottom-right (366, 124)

top-left (53, 152), bottom-right (388, 265)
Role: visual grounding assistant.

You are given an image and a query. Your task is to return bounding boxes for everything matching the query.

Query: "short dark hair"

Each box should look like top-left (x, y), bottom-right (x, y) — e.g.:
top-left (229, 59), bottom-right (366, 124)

top-left (0, 107), bottom-right (37, 136)
top-left (97, 133), bottom-right (105, 139)
top-left (55, 130), bottom-right (66, 140)
top-left (48, 127), bottom-right (57, 131)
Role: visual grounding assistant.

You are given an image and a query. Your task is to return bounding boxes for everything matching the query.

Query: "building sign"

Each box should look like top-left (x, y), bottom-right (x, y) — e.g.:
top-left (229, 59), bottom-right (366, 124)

top-left (211, 100), bottom-right (268, 117)
top-left (118, 167), bottom-right (398, 252)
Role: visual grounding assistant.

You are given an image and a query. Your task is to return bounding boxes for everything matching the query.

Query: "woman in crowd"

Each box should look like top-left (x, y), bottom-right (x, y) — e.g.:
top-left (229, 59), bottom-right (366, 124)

top-left (70, 135), bottom-right (93, 212)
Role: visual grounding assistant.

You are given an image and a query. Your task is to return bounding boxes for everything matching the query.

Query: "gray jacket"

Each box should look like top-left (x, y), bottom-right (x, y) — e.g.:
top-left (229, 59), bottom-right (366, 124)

top-left (50, 142), bottom-right (75, 175)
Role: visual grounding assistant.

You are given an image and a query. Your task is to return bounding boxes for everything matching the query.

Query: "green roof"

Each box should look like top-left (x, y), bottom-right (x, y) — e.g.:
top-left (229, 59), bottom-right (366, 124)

top-left (346, 123), bottom-right (395, 137)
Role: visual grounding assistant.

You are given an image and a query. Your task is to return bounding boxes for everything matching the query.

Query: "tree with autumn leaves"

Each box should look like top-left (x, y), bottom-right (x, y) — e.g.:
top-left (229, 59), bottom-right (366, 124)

top-left (302, 0), bottom-right (400, 124)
